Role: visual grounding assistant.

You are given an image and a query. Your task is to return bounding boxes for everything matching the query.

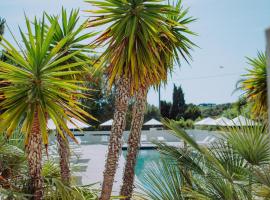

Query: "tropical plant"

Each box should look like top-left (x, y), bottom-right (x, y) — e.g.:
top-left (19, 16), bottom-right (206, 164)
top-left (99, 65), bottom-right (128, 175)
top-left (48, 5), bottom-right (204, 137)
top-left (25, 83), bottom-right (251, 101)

top-left (0, 15), bottom-right (91, 199)
top-left (86, 0), bottom-right (180, 199)
top-left (238, 51), bottom-right (267, 119)
top-left (46, 8), bottom-right (96, 186)
top-left (87, 0), bottom-right (195, 198)
top-left (138, 119), bottom-right (270, 200)
top-left (120, 1), bottom-right (196, 198)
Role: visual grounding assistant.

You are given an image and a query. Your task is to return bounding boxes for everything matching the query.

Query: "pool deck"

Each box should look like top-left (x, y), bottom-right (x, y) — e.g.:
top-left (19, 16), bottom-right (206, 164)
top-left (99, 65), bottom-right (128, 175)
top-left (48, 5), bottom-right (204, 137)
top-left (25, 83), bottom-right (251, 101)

top-left (75, 144), bottom-right (126, 195)
top-left (122, 142), bottom-right (184, 150)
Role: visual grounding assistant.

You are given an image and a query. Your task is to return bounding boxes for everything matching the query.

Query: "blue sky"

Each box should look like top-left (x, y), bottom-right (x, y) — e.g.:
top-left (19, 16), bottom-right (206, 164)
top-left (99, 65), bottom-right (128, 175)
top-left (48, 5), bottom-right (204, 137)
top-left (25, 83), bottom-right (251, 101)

top-left (1, 0), bottom-right (270, 106)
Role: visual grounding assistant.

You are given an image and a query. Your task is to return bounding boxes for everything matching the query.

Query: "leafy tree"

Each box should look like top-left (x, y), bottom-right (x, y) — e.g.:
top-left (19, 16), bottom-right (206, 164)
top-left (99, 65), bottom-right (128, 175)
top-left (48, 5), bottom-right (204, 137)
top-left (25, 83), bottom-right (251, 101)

top-left (144, 104), bottom-right (161, 122)
top-left (201, 103), bottom-right (232, 118)
top-left (161, 100), bottom-right (172, 119)
top-left (183, 103), bottom-right (201, 120)
top-left (170, 84), bottom-right (186, 119)
top-left (82, 75), bottom-right (115, 127)
top-left (0, 16), bottom-right (91, 199)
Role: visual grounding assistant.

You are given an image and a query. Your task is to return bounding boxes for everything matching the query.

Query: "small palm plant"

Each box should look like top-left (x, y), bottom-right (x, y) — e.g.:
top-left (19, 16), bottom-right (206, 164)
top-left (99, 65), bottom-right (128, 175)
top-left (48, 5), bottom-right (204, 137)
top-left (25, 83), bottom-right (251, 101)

top-left (0, 16), bottom-right (90, 199)
top-left (46, 8), bottom-right (96, 186)
top-left (238, 51), bottom-right (267, 119)
top-left (139, 119), bottom-right (270, 200)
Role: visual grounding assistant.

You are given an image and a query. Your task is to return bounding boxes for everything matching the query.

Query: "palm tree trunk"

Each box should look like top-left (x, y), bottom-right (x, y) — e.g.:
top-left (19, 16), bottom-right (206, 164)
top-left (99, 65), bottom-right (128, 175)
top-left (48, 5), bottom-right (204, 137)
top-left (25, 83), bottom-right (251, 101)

top-left (120, 88), bottom-right (147, 200)
top-left (57, 132), bottom-right (71, 185)
top-left (100, 77), bottom-right (130, 200)
top-left (26, 111), bottom-right (43, 200)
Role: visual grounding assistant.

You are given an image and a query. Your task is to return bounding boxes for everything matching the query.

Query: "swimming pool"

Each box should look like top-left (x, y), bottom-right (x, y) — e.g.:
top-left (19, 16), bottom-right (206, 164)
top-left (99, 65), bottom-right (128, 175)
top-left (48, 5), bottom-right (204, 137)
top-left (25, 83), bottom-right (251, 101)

top-left (122, 149), bottom-right (161, 181)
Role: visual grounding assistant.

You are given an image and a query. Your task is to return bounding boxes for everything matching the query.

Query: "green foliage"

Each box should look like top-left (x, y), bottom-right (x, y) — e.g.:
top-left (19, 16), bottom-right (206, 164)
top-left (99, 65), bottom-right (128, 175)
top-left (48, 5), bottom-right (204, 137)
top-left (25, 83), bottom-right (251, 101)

top-left (200, 103), bottom-right (232, 118)
top-left (161, 87), bottom-right (201, 121)
top-left (183, 103), bottom-right (201, 120)
top-left (169, 84), bottom-right (186, 119)
top-left (42, 160), bottom-right (99, 200)
top-left (46, 8), bottom-right (96, 64)
top-left (0, 14), bottom-right (92, 145)
top-left (161, 101), bottom-right (172, 119)
top-left (144, 104), bottom-right (161, 122)
top-left (174, 119), bottom-right (194, 129)
top-left (238, 51), bottom-right (267, 119)
top-left (139, 160), bottom-right (184, 200)
top-left (86, 0), bottom-right (195, 91)
top-left (81, 77), bottom-right (115, 127)
top-left (139, 119), bottom-right (270, 200)
top-left (0, 131), bottom-right (99, 199)
top-left (222, 124), bottom-right (270, 166)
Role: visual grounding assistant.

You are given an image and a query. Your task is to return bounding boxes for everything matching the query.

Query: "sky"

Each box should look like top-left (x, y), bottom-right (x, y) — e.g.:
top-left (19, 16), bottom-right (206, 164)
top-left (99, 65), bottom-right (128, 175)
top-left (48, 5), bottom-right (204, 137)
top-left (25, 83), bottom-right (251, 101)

top-left (1, 0), bottom-right (270, 106)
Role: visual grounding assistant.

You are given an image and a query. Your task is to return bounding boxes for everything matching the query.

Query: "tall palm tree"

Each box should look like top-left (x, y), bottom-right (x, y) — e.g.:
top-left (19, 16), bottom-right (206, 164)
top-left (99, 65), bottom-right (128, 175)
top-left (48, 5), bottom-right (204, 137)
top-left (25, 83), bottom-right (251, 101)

top-left (0, 16), bottom-right (90, 199)
top-left (86, 0), bottom-right (179, 198)
top-left (46, 8), bottom-right (95, 186)
top-left (238, 51), bottom-right (267, 119)
top-left (120, 1), bottom-right (196, 198)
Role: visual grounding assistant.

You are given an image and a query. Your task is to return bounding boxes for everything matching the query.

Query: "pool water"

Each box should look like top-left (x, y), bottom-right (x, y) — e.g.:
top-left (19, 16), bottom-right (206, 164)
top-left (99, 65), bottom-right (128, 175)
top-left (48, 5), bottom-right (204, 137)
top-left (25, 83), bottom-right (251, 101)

top-left (122, 149), bottom-right (161, 181)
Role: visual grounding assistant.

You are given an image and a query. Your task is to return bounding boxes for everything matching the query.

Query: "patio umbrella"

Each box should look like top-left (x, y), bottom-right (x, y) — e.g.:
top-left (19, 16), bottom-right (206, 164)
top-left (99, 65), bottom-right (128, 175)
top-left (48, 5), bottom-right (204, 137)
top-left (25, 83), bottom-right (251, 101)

top-left (143, 118), bottom-right (163, 126)
top-left (215, 117), bottom-right (233, 126)
top-left (232, 115), bottom-right (257, 126)
top-left (100, 119), bottom-right (113, 127)
top-left (195, 117), bottom-right (217, 126)
top-left (47, 118), bottom-right (90, 130)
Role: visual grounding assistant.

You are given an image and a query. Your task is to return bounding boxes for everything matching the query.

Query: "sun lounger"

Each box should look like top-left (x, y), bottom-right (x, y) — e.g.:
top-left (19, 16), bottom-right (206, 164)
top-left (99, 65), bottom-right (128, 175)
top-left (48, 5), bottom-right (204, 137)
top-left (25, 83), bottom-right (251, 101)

top-left (197, 136), bottom-right (210, 144)
top-left (141, 134), bottom-right (148, 143)
top-left (101, 135), bottom-right (108, 143)
top-left (208, 137), bottom-right (216, 143)
top-left (157, 136), bottom-right (166, 142)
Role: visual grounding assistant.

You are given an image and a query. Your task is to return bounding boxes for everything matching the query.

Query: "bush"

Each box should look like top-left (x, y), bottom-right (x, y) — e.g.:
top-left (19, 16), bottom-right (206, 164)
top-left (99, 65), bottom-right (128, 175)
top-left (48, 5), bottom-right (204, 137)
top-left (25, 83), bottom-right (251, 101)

top-left (174, 119), bottom-right (194, 129)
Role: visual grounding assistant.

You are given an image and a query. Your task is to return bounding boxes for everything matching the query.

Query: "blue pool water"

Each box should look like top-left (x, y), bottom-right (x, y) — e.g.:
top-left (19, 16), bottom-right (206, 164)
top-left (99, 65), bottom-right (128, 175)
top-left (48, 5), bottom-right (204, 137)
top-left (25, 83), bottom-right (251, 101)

top-left (122, 149), bottom-right (161, 181)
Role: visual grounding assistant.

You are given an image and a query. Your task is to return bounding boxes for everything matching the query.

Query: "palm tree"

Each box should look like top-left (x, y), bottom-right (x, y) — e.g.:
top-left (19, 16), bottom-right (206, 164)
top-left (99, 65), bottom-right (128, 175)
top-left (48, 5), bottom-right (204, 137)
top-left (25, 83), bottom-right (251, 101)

top-left (120, 1), bottom-right (196, 198)
top-left (238, 51), bottom-right (267, 119)
top-left (86, 0), bottom-right (180, 198)
top-left (46, 8), bottom-right (95, 186)
top-left (0, 16), bottom-right (90, 199)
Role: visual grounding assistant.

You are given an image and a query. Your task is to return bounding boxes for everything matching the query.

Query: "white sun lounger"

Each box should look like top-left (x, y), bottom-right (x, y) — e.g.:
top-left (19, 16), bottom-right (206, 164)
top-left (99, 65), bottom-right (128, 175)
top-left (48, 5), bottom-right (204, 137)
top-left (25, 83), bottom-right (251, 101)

top-left (141, 134), bottom-right (148, 143)
top-left (208, 137), bottom-right (216, 143)
top-left (197, 136), bottom-right (210, 144)
top-left (101, 135), bottom-right (109, 143)
top-left (157, 136), bottom-right (166, 142)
